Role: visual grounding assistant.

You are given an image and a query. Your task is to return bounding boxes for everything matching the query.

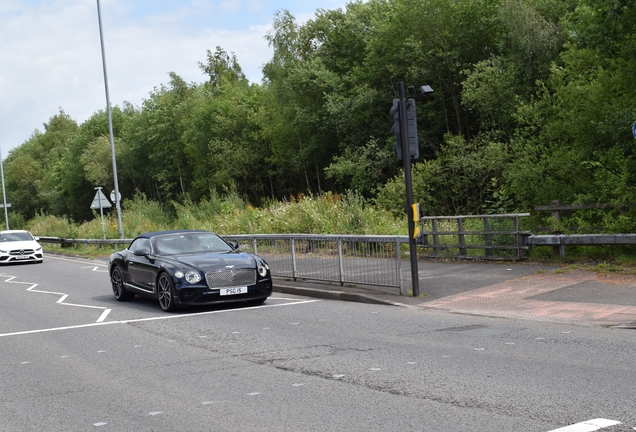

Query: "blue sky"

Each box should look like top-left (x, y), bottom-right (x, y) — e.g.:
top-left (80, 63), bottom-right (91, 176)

top-left (0, 0), bottom-right (345, 155)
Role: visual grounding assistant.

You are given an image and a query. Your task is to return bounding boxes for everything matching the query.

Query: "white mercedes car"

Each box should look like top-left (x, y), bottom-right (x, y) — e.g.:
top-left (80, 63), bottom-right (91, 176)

top-left (0, 230), bottom-right (44, 264)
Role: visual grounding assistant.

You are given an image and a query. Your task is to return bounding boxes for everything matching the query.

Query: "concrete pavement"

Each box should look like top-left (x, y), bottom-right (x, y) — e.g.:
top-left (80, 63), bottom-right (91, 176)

top-left (273, 261), bottom-right (636, 328)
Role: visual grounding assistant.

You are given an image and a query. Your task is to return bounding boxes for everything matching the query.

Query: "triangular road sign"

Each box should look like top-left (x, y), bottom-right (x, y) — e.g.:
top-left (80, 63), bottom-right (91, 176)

top-left (91, 189), bottom-right (112, 210)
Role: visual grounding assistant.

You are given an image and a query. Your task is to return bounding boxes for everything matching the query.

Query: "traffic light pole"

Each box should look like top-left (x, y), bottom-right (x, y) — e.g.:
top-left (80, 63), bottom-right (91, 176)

top-left (397, 81), bottom-right (420, 297)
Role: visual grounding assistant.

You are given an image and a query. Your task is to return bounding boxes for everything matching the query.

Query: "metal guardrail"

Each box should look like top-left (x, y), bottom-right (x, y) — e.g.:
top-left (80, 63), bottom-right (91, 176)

top-left (37, 234), bottom-right (409, 293)
top-left (37, 217), bottom-right (532, 295)
top-left (527, 234), bottom-right (636, 258)
top-left (224, 234), bottom-right (407, 293)
top-left (38, 236), bottom-right (131, 249)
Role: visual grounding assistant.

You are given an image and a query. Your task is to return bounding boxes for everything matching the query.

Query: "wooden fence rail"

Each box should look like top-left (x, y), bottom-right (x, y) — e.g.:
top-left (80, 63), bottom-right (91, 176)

top-left (418, 213), bottom-right (531, 260)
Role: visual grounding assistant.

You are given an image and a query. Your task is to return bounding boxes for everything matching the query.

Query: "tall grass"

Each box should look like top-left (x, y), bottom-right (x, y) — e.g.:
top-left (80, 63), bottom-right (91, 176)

top-left (22, 193), bottom-right (636, 264)
top-left (24, 191), bottom-right (405, 239)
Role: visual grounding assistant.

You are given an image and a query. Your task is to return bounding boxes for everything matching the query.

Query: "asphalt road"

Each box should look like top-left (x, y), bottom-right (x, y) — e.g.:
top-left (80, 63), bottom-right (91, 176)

top-left (1, 255), bottom-right (635, 431)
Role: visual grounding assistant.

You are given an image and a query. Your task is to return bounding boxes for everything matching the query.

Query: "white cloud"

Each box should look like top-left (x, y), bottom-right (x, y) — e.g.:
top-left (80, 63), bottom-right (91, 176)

top-left (220, 0), bottom-right (242, 14)
top-left (247, 0), bottom-right (265, 13)
top-left (0, 1), bottom-right (272, 154)
top-left (0, 0), bottom-right (348, 155)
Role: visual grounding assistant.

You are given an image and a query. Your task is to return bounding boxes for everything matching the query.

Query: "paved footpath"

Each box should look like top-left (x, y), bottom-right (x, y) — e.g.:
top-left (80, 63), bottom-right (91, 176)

top-left (421, 270), bottom-right (636, 327)
top-left (274, 262), bottom-right (636, 328)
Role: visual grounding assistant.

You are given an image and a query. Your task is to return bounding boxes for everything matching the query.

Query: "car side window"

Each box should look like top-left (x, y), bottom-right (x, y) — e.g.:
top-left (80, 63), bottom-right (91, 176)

top-left (129, 238), bottom-right (151, 253)
top-left (128, 239), bottom-right (139, 253)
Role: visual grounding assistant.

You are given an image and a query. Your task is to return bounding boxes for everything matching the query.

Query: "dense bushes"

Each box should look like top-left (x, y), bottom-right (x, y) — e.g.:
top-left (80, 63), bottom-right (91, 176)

top-left (6, 0), bottom-right (636, 238)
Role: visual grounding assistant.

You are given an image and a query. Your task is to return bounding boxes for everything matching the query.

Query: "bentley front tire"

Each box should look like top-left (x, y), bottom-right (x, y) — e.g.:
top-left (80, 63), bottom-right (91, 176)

top-left (157, 273), bottom-right (177, 312)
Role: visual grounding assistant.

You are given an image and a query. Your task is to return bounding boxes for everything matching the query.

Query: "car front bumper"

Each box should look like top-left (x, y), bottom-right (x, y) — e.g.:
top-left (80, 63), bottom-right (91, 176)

top-left (0, 252), bottom-right (43, 264)
top-left (175, 279), bottom-right (273, 306)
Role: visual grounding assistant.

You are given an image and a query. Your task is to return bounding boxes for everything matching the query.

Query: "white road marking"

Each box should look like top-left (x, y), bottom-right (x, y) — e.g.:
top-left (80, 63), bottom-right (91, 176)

top-left (547, 418), bottom-right (622, 432)
top-left (47, 255), bottom-right (108, 266)
top-left (61, 302), bottom-right (108, 310)
top-left (81, 265), bottom-right (107, 272)
top-left (0, 299), bottom-right (320, 338)
top-left (271, 297), bottom-right (307, 301)
top-left (1, 273), bottom-right (111, 323)
top-left (96, 309), bottom-right (112, 323)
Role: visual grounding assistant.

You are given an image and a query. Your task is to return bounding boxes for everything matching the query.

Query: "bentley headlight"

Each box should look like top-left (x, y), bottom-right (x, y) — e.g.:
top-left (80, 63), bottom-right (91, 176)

top-left (174, 271), bottom-right (184, 279)
top-left (185, 271), bottom-right (201, 284)
top-left (258, 264), bottom-right (268, 277)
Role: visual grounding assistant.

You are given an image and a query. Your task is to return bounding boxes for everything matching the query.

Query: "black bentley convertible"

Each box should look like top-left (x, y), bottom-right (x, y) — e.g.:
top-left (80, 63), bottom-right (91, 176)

top-left (108, 230), bottom-right (272, 311)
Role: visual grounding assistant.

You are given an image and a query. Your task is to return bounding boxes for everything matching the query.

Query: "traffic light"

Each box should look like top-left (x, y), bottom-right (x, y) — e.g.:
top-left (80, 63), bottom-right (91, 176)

top-left (390, 99), bottom-right (419, 160)
top-left (404, 98), bottom-right (419, 160)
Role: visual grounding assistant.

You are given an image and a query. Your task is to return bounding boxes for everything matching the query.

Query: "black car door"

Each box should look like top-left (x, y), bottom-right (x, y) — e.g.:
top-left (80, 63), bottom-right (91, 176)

top-left (126, 238), bottom-right (158, 293)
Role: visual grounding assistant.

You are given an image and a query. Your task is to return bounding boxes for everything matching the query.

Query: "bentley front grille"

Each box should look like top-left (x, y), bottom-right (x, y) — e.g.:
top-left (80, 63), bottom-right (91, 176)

top-left (205, 269), bottom-right (256, 289)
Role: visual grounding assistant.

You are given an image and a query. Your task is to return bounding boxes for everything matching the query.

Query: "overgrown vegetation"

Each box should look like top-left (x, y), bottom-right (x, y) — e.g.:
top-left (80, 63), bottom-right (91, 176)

top-left (25, 191), bottom-right (402, 239)
top-left (6, 0), bottom-right (636, 251)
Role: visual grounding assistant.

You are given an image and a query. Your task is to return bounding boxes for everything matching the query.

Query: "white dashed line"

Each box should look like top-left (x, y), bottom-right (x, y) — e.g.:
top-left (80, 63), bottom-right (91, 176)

top-left (96, 309), bottom-right (112, 323)
top-left (547, 418), bottom-right (622, 432)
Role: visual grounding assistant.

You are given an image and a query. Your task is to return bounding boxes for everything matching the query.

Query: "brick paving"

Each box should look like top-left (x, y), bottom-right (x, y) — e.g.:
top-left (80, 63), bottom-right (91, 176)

top-left (420, 270), bottom-right (636, 327)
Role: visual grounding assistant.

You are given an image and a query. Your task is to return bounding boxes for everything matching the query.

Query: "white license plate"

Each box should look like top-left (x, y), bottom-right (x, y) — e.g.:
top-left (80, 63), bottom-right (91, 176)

top-left (220, 287), bottom-right (247, 296)
top-left (15, 256), bottom-right (29, 260)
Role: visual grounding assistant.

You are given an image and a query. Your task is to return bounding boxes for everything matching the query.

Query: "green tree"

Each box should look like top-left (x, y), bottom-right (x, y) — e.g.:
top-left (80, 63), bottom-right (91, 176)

top-left (52, 106), bottom-right (133, 221)
top-left (505, 0), bottom-right (636, 215)
top-left (375, 134), bottom-right (509, 215)
top-left (123, 72), bottom-right (196, 204)
top-left (4, 110), bottom-right (78, 219)
top-left (184, 71), bottom-right (271, 203)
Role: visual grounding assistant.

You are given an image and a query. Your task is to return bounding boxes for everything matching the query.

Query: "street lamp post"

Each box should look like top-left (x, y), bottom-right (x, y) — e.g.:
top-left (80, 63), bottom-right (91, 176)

top-left (0, 145), bottom-right (9, 230)
top-left (96, 0), bottom-right (124, 240)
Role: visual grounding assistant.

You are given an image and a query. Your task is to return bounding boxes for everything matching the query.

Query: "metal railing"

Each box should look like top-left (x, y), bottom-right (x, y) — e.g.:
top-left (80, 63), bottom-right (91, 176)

top-left (37, 215), bottom-right (531, 295)
top-left (38, 236), bottom-right (129, 250)
top-left (37, 234), bottom-right (409, 293)
top-left (223, 234), bottom-right (406, 292)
